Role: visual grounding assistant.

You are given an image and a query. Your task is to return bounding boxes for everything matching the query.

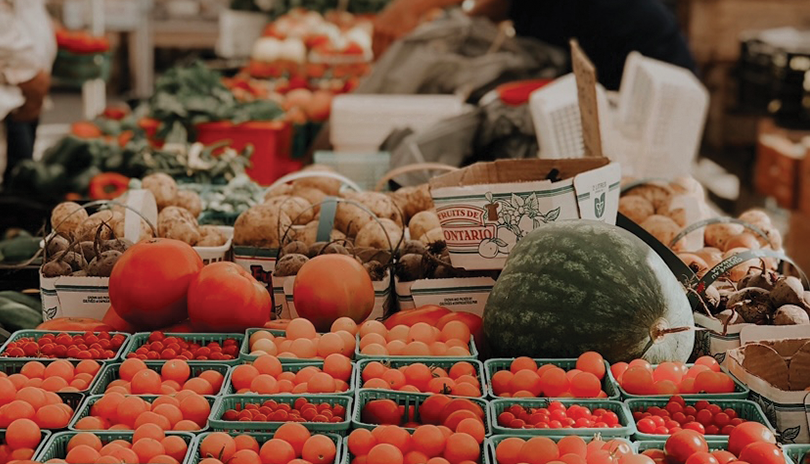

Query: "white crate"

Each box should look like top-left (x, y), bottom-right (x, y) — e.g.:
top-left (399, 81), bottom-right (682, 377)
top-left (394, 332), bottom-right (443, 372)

top-left (313, 151), bottom-right (391, 191)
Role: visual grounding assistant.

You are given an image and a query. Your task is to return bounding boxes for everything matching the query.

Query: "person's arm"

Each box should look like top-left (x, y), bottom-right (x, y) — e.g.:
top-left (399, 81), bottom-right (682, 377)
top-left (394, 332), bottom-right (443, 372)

top-left (0, 2), bottom-right (50, 121)
top-left (372, 0), bottom-right (465, 57)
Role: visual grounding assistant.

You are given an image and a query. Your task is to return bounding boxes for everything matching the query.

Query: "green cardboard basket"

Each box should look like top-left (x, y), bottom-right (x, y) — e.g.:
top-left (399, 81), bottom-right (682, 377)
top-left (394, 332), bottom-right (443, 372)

top-left (352, 390), bottom-right (491, 434)
top-left (782, 444), bottom-right (810, 464)
top-left (208, 394), bottom-right (352, 435)
top-left (0, 330), bottom-right (131, 363)
top-left (355, 334), bottom-right (479, 362)
top-left (488, 398), bottom-right (635, 438)
top-left (483, 358), bottom-right (620, 400)
top-left (122, 332), bottom-right (244, 365)
top-left (484, 435), bottom-right (634, 464)
top-left (69, 394), bottom-right (217, 432)
top-left (607, 364), bottom-right (750, 400)
top-left (90, 361), bottom-right (231, 395)
top-left (223, 360), bottom-right (357, 397)
top-left (188, 431), bottom-right (342, 464)
top-left (1, 429), bottom-right (50, 460)
top-left (625, 398), bottom-right (774, 440)
top-left (36, 430), bottom-right (194, 464)
top-left (353, 357), bottom-right (487, 397)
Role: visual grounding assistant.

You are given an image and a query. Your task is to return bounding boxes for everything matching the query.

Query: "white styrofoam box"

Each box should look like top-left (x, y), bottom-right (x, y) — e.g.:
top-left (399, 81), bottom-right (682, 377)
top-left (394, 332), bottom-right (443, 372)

top-left (528, 74), bottom-right (614, 160)
top-left (615, 51), bottom-right (709, 178)
top-left (330, 95), bottom-right (468, 150)
top-left (217, 9), bottom-right (269, 59)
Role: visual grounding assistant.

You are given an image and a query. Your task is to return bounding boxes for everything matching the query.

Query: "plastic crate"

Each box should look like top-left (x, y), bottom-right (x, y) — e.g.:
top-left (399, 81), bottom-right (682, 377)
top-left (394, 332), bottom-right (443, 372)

top-left (484, 435), bottom-right (634, 464)
top-left (0, 330), bottom-right (131, 363)
top-left (0, 430), bottom-right (50, 460)
top-left (484, 358), bottom-right (620, 400)
top-left (313, 151), bottom-right (391, 191)
top-left (224, 360), bottom-right (357, 397)
top-left (188, 431), bottom-right (342, 464)
top-left (783, 444), bottom-right (810, 464)
top-left (607, 364), bottom-right (750, 400)
top-left (625, 398), bottom-right (774, 440)
top-left (122, 332), bottom-right (244, 366)
top-left (354, 358), bottom-right (487, 397)
top-left (89, 361), bottom-right (231, 395)
top-left (0, 359), bottom-right (102, 395)
top-left (208, 394), bottom-right (352, 435)
top-left (69, 394), bottom-right (217, 431)
top-left (352, 390), bottom-right (491, 434)
top-left (36, 430), bottom-right (195, 464)
top-left (355, 335), bottom-right (479, 362)
top-left (488, 398), bottom-right (635, 438)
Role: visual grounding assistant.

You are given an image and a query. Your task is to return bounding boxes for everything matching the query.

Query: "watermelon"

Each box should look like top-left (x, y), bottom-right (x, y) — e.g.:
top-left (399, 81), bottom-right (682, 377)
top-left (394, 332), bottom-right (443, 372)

top-left (483, 220), bottom-right (694, 363)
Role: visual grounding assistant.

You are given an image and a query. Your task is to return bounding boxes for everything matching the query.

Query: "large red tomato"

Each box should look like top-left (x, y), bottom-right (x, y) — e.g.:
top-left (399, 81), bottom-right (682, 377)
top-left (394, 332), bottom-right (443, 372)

top-left (728, 422), bottom-right (776, 456)
top-left (187, 262), bottom-right (272, 332)
top-left (101, 306), bottom-right (137, 333)
top-left (383, 305), bottom-right (451, 329)
top-left (109, 238), bottom-right (203, 330)
top-left (293, 254), bottom-right (374, 332)
top-left (37, 317), bottom-right (114, 332)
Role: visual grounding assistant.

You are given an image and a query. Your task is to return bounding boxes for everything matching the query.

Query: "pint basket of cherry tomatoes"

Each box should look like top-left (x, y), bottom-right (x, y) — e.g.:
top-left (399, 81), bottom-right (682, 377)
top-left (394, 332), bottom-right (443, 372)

top-left (0, 358), bottom-right (103, 395)
top-left (627, 396), bottom-right (774, 440)
top-left (484, 354), bottom-right (621, 400)
top-left (242, 324), bottom-right (356, 363)
top-left (352, 390), bottom-right (491, 435)
top-left (35, 430), bottom-right (195, 464)
top-left (123, 333), bottom-right (244, 365)
top-left (225, 355), bottom-right (356, 397)
top-left (0, 331), bottom-right (131, 362)
top-left (634, 429), bottom-right (786, 464)
top-left (189, 430), bottom-right (342, 464)
top-left (355, 359), bottom-right (488, 398)
top-left (69, 393), bottom-right (217, 432)
top-left (89, 360), bottom-right (231, 396)
top-left (208, 395), bottom-right (352, 434)
top-left (609, 357), bottom-right (749, 400)
top-left (485, 433), bottom-right (635, 464)
top-left (354, 320), bottom-right (479, 361)
top-left (0, 427), bottom-right (51, 463)
top-left (782, 444), bottom-right (810, 464)
top-left (345, 424), bottom-right (488, 464)
top-left (488, 398), bottom-right (636, 438)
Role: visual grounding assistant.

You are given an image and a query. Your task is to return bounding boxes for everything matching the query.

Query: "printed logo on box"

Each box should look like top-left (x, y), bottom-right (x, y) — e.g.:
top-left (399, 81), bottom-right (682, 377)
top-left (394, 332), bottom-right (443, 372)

top-left (437, 191), bottom-right (561, 259)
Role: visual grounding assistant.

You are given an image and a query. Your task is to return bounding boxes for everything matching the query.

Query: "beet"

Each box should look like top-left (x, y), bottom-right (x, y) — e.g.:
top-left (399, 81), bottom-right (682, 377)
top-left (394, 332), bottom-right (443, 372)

top-left (771, 276), bottom-right (805, 308)
top-left (773, 305), bottom-right (810, 325)
top-left (727, 287), bottom-right (774, 324)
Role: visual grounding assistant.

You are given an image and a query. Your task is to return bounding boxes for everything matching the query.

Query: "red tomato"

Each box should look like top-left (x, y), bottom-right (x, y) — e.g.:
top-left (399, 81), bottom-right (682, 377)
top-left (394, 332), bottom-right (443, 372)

top-left (70, 122), bottom-right (102, 138)
top-left (665, 430), bottom-right (708, 464)
top-left (292, 255), bottom-right (375, 332)
top-left (383, 305), bottom-right (451, 329)
top-left (36, 317), bottom-right (114, 332)
top-left (187, 262), bottom-right (272, 332)
top-left (109, 238), bottom-right (203, 330)
top-left (437, 311), bottom-right (484, 345)
top-left (360, 399), bottom-right (401, 425)
top-left (159, 320), bottom-right (193, 333)
top-left (101, 306), bottom-right (137, 332)
top-left (712, 451), bottom-right (737, 464)
top-left (685, 453), bottom-right (719, 464)
top-left (738, 442), bottom-right (784, 464)
top-left (728, 422), bottom-right (776, 456)
top-left (264, 319), bottom-right (291, 330)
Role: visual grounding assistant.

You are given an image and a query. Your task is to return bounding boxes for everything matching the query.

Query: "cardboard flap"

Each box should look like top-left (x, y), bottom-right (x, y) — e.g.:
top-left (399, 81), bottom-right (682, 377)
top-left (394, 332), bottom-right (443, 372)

top-left (429, 158), bottom-right (610, 189)
top-left (573, 162), bottom-right (621, 221)
top-left (742, 343), bottom-right (790, 390)
top-left (740, 325), bottom-right (810, 346)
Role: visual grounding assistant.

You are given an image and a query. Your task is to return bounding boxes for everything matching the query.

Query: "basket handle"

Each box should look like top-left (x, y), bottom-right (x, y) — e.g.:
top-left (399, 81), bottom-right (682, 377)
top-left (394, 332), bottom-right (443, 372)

top-left (268, 170), bottom-right (363, 193)
top-left (374, 163), bottom-right (459, 192)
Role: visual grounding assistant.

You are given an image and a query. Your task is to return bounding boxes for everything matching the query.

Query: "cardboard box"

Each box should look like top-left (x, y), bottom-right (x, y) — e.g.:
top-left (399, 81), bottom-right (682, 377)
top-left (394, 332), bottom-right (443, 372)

top-left (428, 158), bottom-right (621, 270)
top-left (233, 246), bottom-right (283, 319)
top-left (754, 118), bottom-right (808, 210)
top-left (694, 313), bottom-right (810, 365)
top-left (281, 272), bottom-right (393, 321)
top-left (727, 326), bottom-right (810, 444)
top-left (395, 276), bottom-right (496, 316)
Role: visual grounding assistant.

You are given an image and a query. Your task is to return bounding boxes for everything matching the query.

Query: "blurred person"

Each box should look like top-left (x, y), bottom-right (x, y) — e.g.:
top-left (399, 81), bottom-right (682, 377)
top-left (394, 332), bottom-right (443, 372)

top-left (372, 0), bottom-right (696, 90)
top-left (0, 0), bottom-right (56, 187)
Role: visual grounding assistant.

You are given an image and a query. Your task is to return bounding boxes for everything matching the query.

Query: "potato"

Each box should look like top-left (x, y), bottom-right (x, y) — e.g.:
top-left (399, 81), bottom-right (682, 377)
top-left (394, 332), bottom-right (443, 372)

top-left (640, 215), bottom-right (681, 248)
top-left (77, 210), bottom-right (123, 242)
top-left (142, 173), bottom-right (178, 210)
top-left (233, 204), bottom-right (292, 249)
top-left (409, 211), bottom-right (440, 241)
top-left (335, 192), bottom-right (404, 238)
top-left (738, 209), bottom-right (772, 229)
top-left (390, 184), bottom-right (433, 223)
top-left (334, 203), bottom-right (374, 237)
top-left (705, 222), bottom-right (745, 250)
top-left (158, 206), bottom-right (200, 245)
top-left (627, 184), bottom-right (672, 212)
top-left (265, 195), bottom-right (314, 225)
top-left (197, 226), bottom-right (228, 247)
top-left (678, 253), bottom-right (709, 277)
top-left (670, 176), bottom-right (705, 200)
top-left (290, 186), bottom-right (327, 216)
top-left (292, 164), bottom-right (341, 196)
top-left (723, 247), bottom-right (758, 282)
top-left (294, 221), bottom-right (346, 245)
top-left (356, 219), bottom-right (403, 250)
top-left (51, 202), bottom-right (88, 240)
top-left (113, 215), bottom-right (154, 243)
top-left (724, 233), bottom-right (760, 252)
top-left (694, 247), bottom-right (723, 269)
top-left (264, 183), bottom-right (293, 200)
top-left (419, 227), bottom-right (445, 244)
top-left (618, 196), bottom-right (654, 224)
top-left (174, 190), bottom-right (202, 218)
top-left (760, 226), bottom-right (783, 251)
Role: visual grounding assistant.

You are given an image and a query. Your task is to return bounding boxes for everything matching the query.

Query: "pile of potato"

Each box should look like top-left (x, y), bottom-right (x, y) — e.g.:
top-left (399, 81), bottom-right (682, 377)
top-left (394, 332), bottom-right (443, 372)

top-left (139, 173), bottom-right (229, 247)
top-left (44, 202), bottom-right (132, 278)
top-left (396, 240), bottom-right (499, 283)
